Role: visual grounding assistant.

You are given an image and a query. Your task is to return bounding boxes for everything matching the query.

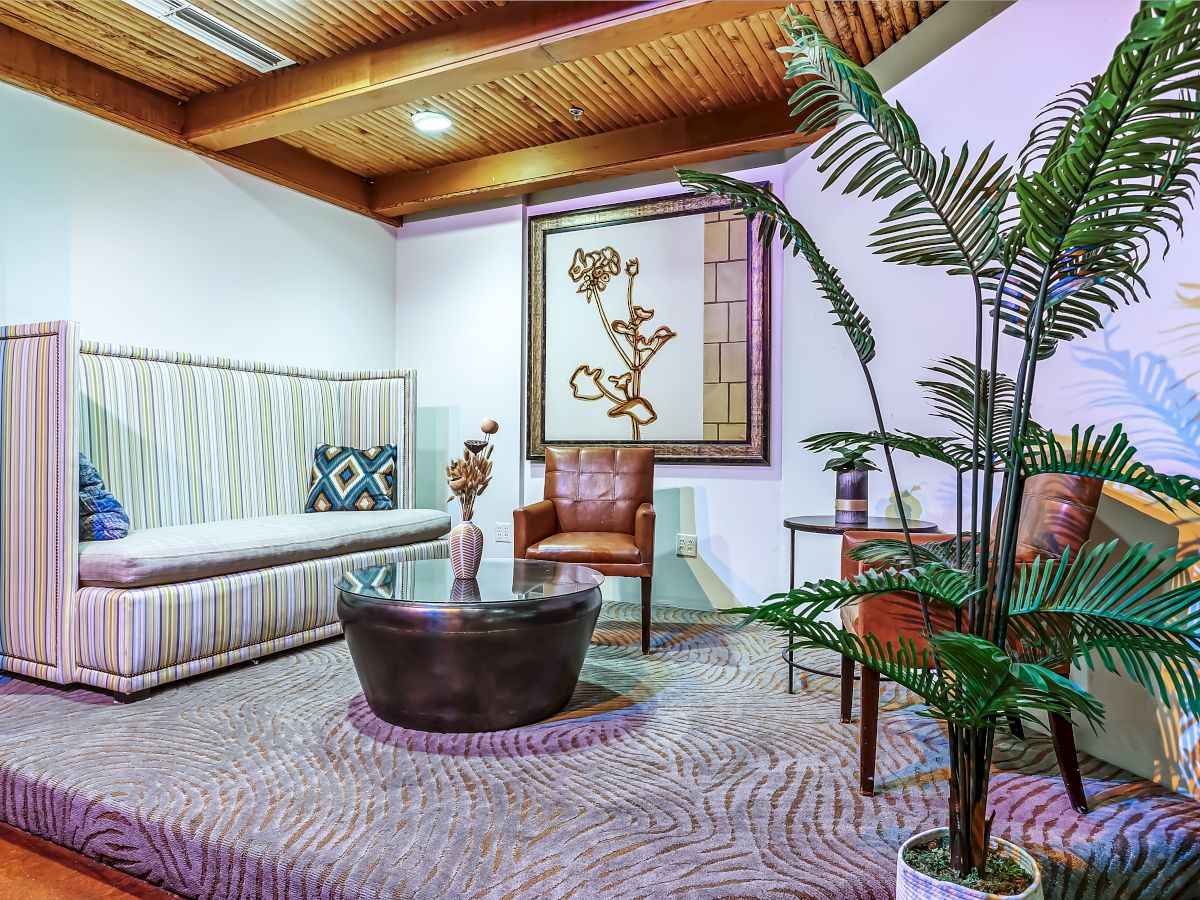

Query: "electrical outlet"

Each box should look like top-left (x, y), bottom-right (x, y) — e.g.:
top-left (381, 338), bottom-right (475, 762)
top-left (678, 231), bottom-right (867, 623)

top-left (495, 522), bottom-right (512, 543)
top-left (676, 533), bottom-right (697, 557)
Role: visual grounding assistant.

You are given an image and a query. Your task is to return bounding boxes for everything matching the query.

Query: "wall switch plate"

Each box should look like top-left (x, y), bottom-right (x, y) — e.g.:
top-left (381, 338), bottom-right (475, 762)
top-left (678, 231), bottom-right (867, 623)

top-left (495, 522), bottom-right (512, 543)
top-left (676, 533), bottom-right (697, 557)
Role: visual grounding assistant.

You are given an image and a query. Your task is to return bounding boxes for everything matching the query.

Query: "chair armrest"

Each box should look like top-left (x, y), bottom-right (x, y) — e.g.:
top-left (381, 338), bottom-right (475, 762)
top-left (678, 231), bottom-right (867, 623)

top-left (514, 500), bottom-right (558, 557)
top-left (634, 502), bottom-right (655, 562)
top-left (840, 530), bottom-right (946, 578)
top-left (839, 531), bottom-right (959, 643)
top-left (0, 320), bottom-right (80, 681)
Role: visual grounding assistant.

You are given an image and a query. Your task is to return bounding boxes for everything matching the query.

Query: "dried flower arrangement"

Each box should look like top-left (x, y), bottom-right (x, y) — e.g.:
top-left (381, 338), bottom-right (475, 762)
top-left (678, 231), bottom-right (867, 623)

top-left (446, 419), bottom-right (498, 522)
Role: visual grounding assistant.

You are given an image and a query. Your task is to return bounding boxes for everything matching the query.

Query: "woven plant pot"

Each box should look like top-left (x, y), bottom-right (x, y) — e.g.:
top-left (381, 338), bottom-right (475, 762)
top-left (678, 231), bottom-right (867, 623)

top-left (897, 828), bottom-right (1043, 900)
top-left (449, 521), bottom-right (484, 580)
top-left (834, 469), bottom-right (869, 524)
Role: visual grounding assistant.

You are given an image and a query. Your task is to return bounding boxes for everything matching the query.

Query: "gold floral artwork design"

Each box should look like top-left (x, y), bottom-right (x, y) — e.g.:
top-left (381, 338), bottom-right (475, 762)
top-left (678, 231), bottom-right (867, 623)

top-left (566, 246), bottom-right (677, 439)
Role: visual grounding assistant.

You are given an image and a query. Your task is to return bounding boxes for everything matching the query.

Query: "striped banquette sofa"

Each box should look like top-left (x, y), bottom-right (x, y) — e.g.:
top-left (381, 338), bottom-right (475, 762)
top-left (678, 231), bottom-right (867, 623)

top-left (0, 321), bottom-right (449, 698)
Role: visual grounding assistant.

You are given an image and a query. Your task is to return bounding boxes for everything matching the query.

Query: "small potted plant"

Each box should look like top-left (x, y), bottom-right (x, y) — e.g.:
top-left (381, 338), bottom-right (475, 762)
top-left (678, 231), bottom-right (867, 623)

top-left (823, 445), bottom-right (878, 525)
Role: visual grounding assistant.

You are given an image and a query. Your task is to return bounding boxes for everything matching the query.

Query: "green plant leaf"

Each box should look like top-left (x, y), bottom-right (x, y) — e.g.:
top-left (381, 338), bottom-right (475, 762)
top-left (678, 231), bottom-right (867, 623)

top-left (1020, 423), bottom-right (1200, 509)
top-left (801, 429), bottom-right (974, 471)
top-left (676, 171), bottom-right (876, 363)
top-left (847, 536), bottom-right (980, 571)
top-left (744, 615), bottom-right (1103, 730)
top-left (917, 356), bottom-right (1031, 461)
top-left (983, 240), bottom-right (1146, 359)
top-left (780, 11), bottom-right (1010, 276)
top-left (1019, 79), bottom-right (1104, 176)
top-left (739, 563), bottom-right (979, 623)
top-left (1003, 1), bottom-right (1200, 353)
top-left (1008, 540), bottom-right (1200, 713)
top-left (928, 631), bottom-right (1105, 730)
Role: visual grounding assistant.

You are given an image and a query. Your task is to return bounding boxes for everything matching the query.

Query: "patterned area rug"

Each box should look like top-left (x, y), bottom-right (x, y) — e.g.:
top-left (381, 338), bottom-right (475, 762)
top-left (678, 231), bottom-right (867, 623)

top-left (0, 603), bottom-right (1197, 900)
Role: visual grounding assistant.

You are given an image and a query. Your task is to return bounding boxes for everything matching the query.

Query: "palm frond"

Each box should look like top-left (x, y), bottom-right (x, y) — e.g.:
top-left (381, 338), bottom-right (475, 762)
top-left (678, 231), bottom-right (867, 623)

top-left (917, 356), bottom-right (1026, 452)
top-left (1009, 541), bottom-right (1200, 713)
top-left (760, 617), bottom-right (951, 708)
top-left (676, 170), bottom-right (875, 363)
top-left (929, 631), bottom-right (1105, 730)
top-left (1019, 79), bottom-right (1102, 175)
top-left (761, 617), bottom-right (1103, 730)
top-left (1018, 0), bottom-right (1200, 262)
top-left (984, 241), bottom-right (1146, 359)
top-left (801, 429), bottom-right (973, 470)
top-left (1008, 2), bottom-right (1200, 352)
top-left (1021, 423), bottom-right (1200, 509)
top-left (780, 11), bottom-right (1010, 276)
top-left (847, 536), bottom-right (980, 571)
top-left (741, 563), bottom-right (979, 624)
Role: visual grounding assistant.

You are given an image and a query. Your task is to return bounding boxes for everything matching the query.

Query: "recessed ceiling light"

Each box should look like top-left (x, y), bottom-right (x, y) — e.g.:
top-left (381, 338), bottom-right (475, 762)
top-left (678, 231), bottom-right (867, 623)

top-left (411, 110), bottom-right (452, 134)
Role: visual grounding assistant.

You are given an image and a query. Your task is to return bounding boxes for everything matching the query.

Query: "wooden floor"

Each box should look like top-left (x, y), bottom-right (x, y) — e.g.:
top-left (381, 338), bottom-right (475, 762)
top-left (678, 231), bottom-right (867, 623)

top-left (0, 822), bottom-right (174, 899)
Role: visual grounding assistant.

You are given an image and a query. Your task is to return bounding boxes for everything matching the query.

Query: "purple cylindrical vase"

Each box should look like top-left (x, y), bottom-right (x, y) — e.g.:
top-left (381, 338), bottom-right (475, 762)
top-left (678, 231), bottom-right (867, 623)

top-left (835, 470), bottom-right (868, 525)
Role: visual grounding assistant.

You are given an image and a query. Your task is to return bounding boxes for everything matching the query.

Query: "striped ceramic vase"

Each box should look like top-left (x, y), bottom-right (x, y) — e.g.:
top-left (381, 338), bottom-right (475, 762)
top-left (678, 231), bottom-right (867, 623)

top-left (449, 521), bottom-right (484, 579)
top-left (896, 828), bottom-right (1043, 900)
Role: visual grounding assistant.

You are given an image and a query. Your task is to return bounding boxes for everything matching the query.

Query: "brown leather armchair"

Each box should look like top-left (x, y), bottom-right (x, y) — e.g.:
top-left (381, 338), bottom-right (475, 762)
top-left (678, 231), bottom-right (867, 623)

top-left (514, 447), bottom-right (656, 653)
top-left (841, 472), bottom-right (1103, 811)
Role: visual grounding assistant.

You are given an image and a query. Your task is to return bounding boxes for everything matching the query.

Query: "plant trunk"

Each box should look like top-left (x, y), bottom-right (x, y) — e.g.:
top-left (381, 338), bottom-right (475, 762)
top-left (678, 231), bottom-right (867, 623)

top-left (949, 726), bottom-right (995, 876)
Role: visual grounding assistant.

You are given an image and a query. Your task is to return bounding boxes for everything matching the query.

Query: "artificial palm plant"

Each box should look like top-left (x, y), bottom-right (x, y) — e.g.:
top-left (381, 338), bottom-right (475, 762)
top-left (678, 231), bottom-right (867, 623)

top-left (679, 0), bottom-right (1200, 886)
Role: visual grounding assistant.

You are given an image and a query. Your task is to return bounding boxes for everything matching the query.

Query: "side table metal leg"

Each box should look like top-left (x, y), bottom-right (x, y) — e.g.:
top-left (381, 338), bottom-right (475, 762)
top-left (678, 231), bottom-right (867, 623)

top-left (787, 635), bottom-right (795, 694)
top-left (787, 529), bottom-right (796, 694)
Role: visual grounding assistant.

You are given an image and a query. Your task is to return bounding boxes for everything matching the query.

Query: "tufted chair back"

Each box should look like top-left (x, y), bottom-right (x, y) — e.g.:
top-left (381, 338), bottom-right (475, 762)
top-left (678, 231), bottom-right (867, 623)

top-left (543, 447), bottom-right (655, 535)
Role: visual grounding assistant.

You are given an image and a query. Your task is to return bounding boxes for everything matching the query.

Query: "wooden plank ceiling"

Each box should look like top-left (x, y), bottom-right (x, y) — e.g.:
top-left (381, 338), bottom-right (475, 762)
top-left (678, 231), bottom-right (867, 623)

top-left (0, 0), bottom-right (945, 222)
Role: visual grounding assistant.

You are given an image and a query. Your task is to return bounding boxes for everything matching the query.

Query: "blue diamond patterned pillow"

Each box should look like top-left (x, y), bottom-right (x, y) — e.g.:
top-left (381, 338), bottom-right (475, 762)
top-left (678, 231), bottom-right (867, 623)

top-left (305, 444), bottom-right (396, 512)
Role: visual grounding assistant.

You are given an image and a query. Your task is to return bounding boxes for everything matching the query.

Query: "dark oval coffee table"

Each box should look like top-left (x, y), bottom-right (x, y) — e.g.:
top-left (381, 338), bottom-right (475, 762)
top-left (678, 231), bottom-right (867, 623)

top-left (337, 558), bottom-right (603, 733)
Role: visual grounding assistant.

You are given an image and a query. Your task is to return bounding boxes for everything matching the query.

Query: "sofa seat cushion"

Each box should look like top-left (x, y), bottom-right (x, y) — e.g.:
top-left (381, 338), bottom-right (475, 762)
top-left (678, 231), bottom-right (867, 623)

top-left (78, 510), bottom-right (450, 588)
top-left (525, 532), bottom-right (642, 565)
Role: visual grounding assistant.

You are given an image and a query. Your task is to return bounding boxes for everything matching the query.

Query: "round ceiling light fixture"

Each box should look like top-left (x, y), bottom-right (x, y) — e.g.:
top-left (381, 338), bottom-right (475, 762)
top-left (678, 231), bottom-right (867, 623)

top-left (411, 110), bottom-right (452, 133)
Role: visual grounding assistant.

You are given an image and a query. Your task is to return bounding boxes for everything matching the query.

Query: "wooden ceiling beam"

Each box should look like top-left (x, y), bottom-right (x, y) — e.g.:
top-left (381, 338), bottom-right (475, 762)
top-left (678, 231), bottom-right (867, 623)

top-left (0, 21), bottom-right (183, 139)
top-left (184, 0), bottom-right (780, 152)
top-left (372, 101), bottom-right (822, 217)
top-left (0, 23), bottom-right (394, 224)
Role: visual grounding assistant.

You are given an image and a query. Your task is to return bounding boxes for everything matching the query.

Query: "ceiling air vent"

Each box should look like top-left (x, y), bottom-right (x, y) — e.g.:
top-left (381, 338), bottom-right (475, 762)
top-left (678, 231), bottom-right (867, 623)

top-left (122, 0), bottom-right (295, 73)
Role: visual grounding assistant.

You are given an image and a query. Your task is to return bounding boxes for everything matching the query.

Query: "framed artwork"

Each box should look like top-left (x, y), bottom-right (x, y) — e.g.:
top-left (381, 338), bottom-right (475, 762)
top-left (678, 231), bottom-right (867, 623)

top-left (527, 187), bottom-right (770, 465)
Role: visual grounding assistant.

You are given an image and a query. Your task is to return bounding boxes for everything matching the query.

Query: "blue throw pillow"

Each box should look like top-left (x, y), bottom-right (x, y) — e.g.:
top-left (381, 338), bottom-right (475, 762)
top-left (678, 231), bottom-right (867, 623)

top-left (79, 453), bottom-right (130, 541)
top-left (305, 444), bottom-right (396, 512)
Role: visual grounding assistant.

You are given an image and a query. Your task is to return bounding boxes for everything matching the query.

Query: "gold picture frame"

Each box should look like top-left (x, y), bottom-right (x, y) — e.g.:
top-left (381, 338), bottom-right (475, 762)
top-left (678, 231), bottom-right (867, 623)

top-left (527, 187), bottom-right (770, 465)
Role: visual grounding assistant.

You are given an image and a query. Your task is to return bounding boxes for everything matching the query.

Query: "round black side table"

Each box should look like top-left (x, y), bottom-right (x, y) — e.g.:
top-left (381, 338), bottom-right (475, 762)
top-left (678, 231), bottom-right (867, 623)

top-left (783, 515), bottom-right (938, 693)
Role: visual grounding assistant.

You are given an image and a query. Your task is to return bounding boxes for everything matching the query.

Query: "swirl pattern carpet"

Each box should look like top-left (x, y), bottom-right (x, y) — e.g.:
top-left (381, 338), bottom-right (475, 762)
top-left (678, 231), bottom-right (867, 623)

top-left (0, 603), bottom-right (1196, 900)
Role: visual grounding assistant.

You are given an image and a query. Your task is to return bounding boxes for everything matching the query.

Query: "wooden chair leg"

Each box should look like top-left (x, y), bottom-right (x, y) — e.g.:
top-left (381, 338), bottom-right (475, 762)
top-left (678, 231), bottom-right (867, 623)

top-left (840, 654), bottom-right (855, 723)
top-left (1049, 712), bottom-right (1089, 813)
top-left (640, 576), bottom-right (652, 655)
top-left (859, 665), bottom-right (880, 796)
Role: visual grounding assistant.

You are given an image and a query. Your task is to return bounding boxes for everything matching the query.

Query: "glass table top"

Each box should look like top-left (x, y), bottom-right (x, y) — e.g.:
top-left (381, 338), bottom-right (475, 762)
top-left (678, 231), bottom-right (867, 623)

top-left (337, 558), bottom-right (603, 605)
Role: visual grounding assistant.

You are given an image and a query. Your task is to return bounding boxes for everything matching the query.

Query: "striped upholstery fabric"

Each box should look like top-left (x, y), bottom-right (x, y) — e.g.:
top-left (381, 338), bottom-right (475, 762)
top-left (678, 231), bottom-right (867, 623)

top-left (0, 321), bottom-right (79, 681)
top-left (1, 323), bottom-right (443, 692)
top-left (78, 342), bottom-right (416, 529)
top-left (75, 541), bottom-right (444, 694)
top-left (341, 375), bottom-right (415, 508)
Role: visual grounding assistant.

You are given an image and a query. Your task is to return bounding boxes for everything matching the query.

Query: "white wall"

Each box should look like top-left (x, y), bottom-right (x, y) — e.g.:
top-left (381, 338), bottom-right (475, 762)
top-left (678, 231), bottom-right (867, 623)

top-left (778, 0), bottom-right (1199, 797)
top-left (0, 81), bottom-right (397, 370)
top-left (394, 165), bottom-right (788, 613)
top-left (392, 204), bottom-right (526, 529)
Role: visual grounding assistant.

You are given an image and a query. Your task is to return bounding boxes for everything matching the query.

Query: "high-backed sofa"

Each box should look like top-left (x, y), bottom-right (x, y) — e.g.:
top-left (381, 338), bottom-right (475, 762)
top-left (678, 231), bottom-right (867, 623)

top-left (0, 321), bottom-right (449, 697)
